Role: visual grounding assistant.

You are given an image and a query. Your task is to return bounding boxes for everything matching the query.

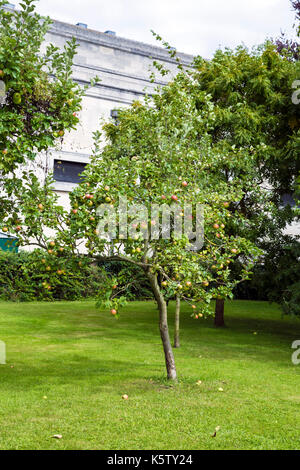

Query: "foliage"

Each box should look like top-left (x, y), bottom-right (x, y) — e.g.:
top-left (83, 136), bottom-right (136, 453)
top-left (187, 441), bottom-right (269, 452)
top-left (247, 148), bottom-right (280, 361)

top-left (186, 43), bottom-right (300, 316)
top-left (275, 0), bottom-right (300, 58)
top-left (233, 237), bottom-right (300, 316)
top-left (0, 249), bottom-right (105, 301)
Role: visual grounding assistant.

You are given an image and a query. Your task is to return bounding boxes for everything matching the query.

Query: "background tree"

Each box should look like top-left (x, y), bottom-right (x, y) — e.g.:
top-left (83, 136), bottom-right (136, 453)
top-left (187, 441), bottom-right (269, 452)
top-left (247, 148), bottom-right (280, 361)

top-left (190, 42), bottom-right (300, 324)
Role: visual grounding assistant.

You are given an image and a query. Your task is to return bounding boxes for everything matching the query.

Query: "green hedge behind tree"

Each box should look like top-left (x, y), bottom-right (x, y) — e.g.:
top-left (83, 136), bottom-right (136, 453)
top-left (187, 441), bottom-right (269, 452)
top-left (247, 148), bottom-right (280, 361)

top-left (0, 250), bottom-right (153, 302)
top-left (0, 250), bottom-right (104, 301)
top-left (233, 237), bottom-right (300, 316)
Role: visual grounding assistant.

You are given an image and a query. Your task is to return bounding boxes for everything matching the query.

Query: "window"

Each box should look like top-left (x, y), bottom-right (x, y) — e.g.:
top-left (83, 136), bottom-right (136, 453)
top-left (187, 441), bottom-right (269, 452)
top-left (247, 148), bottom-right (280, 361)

top-left (110, 109), bottom-right (119, 125)
top-left (281, 193), bottom-right (296, 207)
top-left (53, 160), bottom-right (87, 184)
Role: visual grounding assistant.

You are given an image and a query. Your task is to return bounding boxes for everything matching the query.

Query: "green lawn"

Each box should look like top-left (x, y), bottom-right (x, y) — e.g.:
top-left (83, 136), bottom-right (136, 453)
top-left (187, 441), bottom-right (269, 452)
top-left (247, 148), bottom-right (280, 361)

top-left (0, 299), bottom-right (299, 450)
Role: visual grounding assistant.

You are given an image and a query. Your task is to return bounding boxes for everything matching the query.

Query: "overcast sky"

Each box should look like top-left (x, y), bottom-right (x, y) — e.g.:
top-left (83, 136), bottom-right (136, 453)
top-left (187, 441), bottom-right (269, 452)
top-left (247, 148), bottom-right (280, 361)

top-left (13, 0), bottom-right (297, 57)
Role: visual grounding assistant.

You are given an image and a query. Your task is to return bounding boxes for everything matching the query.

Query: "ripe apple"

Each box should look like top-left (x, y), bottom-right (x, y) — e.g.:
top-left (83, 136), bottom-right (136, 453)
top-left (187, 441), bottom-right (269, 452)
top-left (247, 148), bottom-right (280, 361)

top-left (15, 225), bottom-right (21, 232)
top-left (57, 270), bottom-right (63, 275)
top-left (216, 233), bottom-right (221, 238)
top-left (177, 284), bottom-right (183, 289)
top-left (38, 203), bottom-right (44, 211)
top-left (231, 248), bottom-right (237, 254)
top-left (186, 281), bottom-right (192, 287)
top-left (49, 241), bottom-right (55, 247)
top-left (161, 195), bottom-right (166, 200)
top-left (2, 149), bottom-right (8, 155)
top-left (223, 202), bottom-right (229, 208)
top-left (171, 195), bottom-right (178, 201)
top-left (202, 281), bottom-right (209, 287)
top-left (90, 216), bottom-right (95, 221)
top-left (0, 70), bottom-right (4, 78)
top-left (221, 224), bottom-right (225, 229)
top-left (72, 209), bottom-right (78, 214)
top-left (58, 130), bottom-right (64, 137)
top-left (161, 281), bottom-right (168, 287)
top-left (195, 315), bottom-right (199, 319)
top-left (192, 305), bottom-right (197, 309)
top-left (213, 223), bottom-right (219, 229)
top-left (110, 309), bottom-right (117, 316)
top-left (182, 181), bottom-right (188, 187)
top-left (2, 227), bottom-right (8, 232)
top-left (104, 185), bottom-right (110, 191)
top-left (122, 394), bottom-right (129, 400)
top-left (105, 197), bottom-right (111, 203)
top-left (112, 285), bottom-right (117, 290)
top-left (48, 249), bottom-right (53, 254)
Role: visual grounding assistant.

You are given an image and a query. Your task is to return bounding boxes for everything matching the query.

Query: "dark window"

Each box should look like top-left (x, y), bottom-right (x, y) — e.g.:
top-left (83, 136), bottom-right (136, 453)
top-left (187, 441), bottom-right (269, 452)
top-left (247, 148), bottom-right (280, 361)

top-left (281, 193), bottom-right (296, 207)
top-left (54, 160), bottom-right (87, 184)
top-left (110, 109), bottom-right (119, 125)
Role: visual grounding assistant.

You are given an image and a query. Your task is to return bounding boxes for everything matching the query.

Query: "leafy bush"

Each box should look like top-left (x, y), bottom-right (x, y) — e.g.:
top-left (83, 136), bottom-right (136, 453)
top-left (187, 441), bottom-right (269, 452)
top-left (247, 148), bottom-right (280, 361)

top-left (234, 237), bottom-right (300, 316)
top-left (0, 250), bottom-right (104, 301)
top-left (0, 250), bottom-right (153, 302)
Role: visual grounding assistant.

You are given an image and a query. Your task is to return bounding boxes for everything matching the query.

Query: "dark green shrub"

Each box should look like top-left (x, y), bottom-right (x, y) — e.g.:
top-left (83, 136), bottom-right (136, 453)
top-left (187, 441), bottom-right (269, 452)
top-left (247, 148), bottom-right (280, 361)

top-left (234, 237), bottom-right (300, 316)
top-left (0, 250), bottom-right (153, 302)
top-left (0, 249), bottom-right (104, 301)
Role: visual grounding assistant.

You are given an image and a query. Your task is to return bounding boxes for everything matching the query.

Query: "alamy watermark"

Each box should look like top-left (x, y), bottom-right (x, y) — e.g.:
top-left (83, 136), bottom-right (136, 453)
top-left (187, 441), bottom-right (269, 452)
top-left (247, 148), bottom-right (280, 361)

top-left (0, 340), bottom-right (6, 364)
top-left (96, 196), bottom-right (204, 250)
top-left (291, 340), bottom-right (300, 365)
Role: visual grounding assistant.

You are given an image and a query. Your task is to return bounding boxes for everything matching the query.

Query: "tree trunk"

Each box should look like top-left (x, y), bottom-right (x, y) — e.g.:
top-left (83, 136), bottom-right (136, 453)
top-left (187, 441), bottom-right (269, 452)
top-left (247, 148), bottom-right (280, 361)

top-left (214, 299), bottom-right (225, 327)
top-left (174, 295), bottom-right (180, 348)
top-left (147, 272), bottom-right (177, 381)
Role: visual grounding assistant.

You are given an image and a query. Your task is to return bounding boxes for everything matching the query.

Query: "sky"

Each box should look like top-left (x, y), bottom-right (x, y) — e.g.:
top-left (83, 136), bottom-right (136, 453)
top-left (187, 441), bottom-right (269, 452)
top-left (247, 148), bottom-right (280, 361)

top-left (13, 0), bottom-right (297, 58)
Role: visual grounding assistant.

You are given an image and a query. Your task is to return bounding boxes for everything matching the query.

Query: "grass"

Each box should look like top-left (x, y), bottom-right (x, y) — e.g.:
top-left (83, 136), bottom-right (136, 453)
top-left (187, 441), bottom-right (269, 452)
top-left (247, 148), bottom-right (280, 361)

top-left (0, 299), bottom-right (299, 450)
